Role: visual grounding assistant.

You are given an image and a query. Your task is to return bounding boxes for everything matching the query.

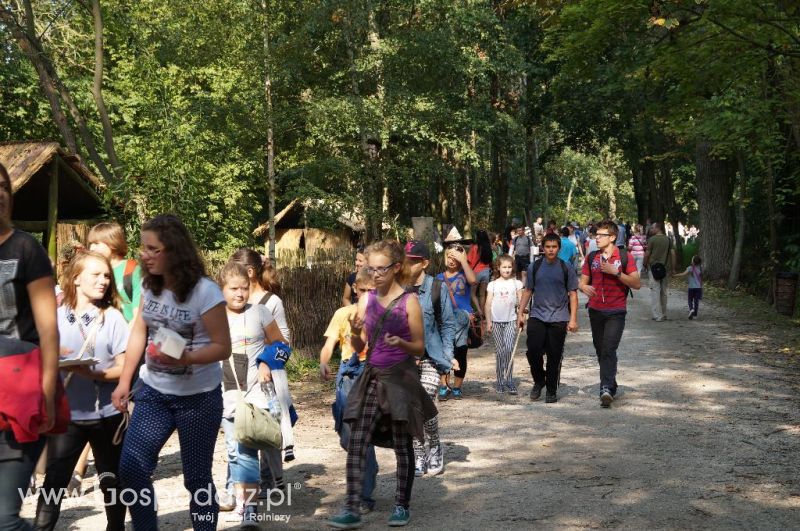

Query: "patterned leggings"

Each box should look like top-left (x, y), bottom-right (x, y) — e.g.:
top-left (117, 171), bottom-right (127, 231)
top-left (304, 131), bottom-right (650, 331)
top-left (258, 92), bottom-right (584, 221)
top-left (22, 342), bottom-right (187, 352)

top-left (346, 378), bottom-right (414, 511)
top-left (492, 321), bottom-right (518, 389)
top-left (412, 359), bottom-right (441, 462)
top-left (118, 384), bottom-right (222, 531)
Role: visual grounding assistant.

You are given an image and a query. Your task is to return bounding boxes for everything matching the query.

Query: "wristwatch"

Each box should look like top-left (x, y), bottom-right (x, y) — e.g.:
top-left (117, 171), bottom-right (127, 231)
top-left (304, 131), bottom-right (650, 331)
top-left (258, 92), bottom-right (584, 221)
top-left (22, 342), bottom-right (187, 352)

top-left (616, 270), bottom-right (622, 278)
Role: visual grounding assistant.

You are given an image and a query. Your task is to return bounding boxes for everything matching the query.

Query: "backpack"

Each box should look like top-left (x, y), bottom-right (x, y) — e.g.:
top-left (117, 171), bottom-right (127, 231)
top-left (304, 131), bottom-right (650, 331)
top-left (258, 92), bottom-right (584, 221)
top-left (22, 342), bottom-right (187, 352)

top-left (527, 257), bottom-right (570, 292)
top-left (431, 278), bottom-right (443, 329)
top-left (122, 259), bottom-right (137, 302)
top-left (587, 249), bottom-right (633, 297)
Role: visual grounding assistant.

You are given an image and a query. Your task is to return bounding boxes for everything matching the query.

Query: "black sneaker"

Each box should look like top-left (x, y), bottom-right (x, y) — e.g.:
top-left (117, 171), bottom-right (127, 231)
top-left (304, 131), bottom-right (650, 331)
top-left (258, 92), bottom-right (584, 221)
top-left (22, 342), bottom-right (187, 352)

top-left (545, 391), bottom-right (557, 403)
top-left (530, 383), bottom-right (543, 401)
top-left (600, 388), bottom-right (614, 408)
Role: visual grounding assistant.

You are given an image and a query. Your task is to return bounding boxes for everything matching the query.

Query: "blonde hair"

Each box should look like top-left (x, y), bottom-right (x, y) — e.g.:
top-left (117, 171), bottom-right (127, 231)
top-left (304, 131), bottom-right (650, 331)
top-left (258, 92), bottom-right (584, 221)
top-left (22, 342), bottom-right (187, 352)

top-left (217, 261), bottom-right (249, 287)
top-left (355, 267), bottom-right (375, 287)
top-left (62, 250), bottom-right (120, 311)
top-left (87, 222), bottom-right (129, 258)
top-left (365, 240), bottom-right (410, 286)
top-left (491, 254), bottom-right (516, 280)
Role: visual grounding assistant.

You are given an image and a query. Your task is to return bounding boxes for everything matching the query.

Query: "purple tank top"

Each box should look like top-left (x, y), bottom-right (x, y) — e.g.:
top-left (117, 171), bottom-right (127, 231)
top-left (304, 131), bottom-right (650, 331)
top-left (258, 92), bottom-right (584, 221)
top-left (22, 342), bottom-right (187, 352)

top-left (364, 291), bottom-right (412, 369)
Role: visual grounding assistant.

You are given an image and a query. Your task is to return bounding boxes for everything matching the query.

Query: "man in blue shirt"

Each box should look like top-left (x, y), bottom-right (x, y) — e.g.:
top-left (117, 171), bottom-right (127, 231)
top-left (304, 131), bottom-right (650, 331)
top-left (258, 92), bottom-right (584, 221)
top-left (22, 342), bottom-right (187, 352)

top-left (558, 227), bottom-right (577, 264)
top-left (517, 234), bottom-right (579, 403)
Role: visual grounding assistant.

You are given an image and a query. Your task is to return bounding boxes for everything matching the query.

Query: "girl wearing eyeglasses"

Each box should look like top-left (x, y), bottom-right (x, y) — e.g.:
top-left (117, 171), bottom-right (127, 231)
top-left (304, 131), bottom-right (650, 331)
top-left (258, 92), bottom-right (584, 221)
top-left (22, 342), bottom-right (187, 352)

top-left (111, 215), bottom-right (231, 530)
top-left (328, 240), bottom-right (434, 529)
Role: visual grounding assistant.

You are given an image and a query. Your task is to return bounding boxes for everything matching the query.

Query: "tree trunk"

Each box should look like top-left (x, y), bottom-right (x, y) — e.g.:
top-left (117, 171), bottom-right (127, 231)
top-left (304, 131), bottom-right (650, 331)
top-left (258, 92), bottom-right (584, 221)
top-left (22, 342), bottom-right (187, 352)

top-left (0, 9), bottom-right (78, 153)
top-left (727, 150), bottom-right (747, 290)
top-left (695, 141), bottom-right (735, 280)
top-left (564, 172), bottom-right (577, 223)
top-left (13, 0), bottom-right (115, 183)
top-left (661, 160), bottom-right (683, 265)
top-left (490, 134), bottom-right (507, 232)
top-left (90, 0), bottom-right (121, 177)
top-left (262, 0), bottom-right (276, 261)
top-left (342, 11), bottom-right (379, 242)
top-left (764, 157), bottom-right (779, 304)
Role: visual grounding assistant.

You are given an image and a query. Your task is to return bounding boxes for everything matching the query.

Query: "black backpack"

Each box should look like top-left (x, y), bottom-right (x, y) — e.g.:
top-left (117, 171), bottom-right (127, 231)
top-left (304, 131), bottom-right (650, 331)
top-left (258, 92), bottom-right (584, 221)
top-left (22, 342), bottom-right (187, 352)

top-left (587, 249), bottom-right (633, 298)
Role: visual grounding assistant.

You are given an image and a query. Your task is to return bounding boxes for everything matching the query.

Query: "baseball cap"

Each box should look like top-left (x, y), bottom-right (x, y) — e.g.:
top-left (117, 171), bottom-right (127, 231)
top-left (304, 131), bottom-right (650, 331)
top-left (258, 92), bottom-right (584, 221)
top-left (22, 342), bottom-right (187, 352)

top-left (404, 240), bottom-right (430, 260)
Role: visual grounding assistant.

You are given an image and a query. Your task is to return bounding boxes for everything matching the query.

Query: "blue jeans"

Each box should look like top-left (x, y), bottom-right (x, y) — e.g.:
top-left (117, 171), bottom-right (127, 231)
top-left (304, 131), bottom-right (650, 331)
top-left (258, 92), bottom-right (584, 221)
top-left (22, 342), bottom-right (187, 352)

top-left (118, 384), bottom-right (222, 531)
top-left (221, 418), bottom-right (260, 484)
top-left (335, 362), bottom-right (378, 508)
top-left (0, 433), bottom-right (45, 531)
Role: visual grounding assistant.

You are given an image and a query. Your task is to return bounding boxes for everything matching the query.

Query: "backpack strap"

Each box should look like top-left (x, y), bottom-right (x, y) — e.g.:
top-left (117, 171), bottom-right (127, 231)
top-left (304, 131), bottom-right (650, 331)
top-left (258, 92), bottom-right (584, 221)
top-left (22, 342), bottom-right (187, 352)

top-left (586, 251), bottom-right (599, 285)
top-left (431, 278), bottom-right (443, 330)
top-left (122, 259), bottom-right (137, 302)
top-left (258, 292), bottom-right (274, 306)
top-left (529, 257), bottom-right (570, 292)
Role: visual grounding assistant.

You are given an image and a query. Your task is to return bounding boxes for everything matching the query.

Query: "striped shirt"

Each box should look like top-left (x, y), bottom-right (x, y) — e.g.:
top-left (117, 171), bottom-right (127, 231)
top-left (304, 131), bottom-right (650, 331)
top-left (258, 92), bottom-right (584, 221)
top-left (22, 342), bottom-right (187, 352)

top-left (628, 234), bottom-right (646, 257)
top-left (581, 248), bottom-right (638, 312)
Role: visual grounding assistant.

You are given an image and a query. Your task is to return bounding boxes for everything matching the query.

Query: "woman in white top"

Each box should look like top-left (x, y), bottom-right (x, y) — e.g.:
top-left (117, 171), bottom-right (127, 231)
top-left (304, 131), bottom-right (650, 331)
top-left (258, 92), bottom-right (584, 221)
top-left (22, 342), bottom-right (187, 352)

top-left (36, 251), bottom-right (129, 530)
top-left (111, 215), bottom-right (231, 531)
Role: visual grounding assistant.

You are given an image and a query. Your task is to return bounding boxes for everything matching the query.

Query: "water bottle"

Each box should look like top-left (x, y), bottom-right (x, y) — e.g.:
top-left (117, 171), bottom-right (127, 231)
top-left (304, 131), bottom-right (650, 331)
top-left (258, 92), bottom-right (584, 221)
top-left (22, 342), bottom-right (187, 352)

top-left (263, 381), bottom-right (282, 421)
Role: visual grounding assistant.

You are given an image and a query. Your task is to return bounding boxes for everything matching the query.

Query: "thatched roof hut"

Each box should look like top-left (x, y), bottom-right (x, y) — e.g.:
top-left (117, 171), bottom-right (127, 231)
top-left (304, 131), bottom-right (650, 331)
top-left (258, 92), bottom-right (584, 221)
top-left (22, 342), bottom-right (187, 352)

top-left (253, 198), bottom-right (363, 256)
top-left (0, 141), bottom-right (104, 261)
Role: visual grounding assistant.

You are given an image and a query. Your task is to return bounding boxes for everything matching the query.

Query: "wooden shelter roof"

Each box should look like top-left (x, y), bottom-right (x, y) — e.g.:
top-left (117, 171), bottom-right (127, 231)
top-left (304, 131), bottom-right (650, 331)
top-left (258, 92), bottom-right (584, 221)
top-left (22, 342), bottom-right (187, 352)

top-left (253, 198), bottom-right (366, 237)
top-left (0, 141), bottom-right (104, 221)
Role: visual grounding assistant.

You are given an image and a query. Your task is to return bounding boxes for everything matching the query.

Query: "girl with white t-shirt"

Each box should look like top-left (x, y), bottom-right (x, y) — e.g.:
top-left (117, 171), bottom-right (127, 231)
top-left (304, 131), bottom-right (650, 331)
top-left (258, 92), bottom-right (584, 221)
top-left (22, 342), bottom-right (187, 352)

top-left (229, 248), bottom-right (295, 495)
top-left (484, 255), bottom-right (524, 394)
top-left (111, 215), bottom-right (231, 531)
top-left (36, 251), bottom-right (128, 530)
top-left (217, 262), bottom-right (286, 527)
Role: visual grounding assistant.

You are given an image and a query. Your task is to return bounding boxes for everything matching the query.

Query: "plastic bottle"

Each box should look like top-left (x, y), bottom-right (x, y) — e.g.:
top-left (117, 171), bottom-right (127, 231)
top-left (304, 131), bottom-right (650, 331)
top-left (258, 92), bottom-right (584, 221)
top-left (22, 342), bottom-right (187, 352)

top-left (263, 381), bottom-right (282, 421)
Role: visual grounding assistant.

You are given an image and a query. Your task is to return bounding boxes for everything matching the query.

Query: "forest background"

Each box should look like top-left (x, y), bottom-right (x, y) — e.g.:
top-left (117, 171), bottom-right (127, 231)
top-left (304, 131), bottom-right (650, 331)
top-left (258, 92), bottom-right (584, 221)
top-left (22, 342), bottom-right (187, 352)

top-left (1, 0), bottom-right (799, 302)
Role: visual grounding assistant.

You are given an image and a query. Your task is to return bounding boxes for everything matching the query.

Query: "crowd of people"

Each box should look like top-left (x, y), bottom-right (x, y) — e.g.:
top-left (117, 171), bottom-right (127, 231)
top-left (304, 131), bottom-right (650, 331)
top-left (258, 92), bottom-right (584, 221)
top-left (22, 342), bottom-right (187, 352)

top-left (1, 157), bottom-right (704, 530)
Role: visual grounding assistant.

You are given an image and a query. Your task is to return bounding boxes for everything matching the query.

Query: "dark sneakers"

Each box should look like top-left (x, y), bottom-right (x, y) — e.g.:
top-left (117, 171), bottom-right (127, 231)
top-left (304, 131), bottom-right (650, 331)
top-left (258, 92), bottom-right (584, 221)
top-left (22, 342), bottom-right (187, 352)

top-left (530, 383), bottom-right (544, 401)
top-left (600, 388), bottom-right (614, 408)
top-left (545, 391), bottom-right (557, 403)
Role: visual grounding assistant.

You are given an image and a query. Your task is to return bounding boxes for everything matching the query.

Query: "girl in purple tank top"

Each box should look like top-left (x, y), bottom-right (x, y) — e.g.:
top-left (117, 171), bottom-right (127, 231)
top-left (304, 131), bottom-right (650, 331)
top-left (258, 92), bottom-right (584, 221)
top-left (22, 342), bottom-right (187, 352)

top-left (328, 240), bottom-right (430, 528)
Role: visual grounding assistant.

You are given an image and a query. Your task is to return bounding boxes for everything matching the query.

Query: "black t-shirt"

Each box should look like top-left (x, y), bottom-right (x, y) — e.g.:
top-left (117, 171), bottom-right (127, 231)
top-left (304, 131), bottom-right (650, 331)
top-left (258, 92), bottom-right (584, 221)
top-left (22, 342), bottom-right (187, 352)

top-left (0, 230), bottom-right (53, 345)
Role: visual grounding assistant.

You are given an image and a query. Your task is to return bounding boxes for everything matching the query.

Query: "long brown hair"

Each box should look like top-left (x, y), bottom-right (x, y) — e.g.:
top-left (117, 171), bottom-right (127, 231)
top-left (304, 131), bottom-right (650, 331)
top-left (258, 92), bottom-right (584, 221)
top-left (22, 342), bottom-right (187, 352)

top-left (87, 222), bottom-right (129, 258)
top-left (141, 214), bottom-right (206, 302)
top-left (230, 248), bottom-right (281, 295)
top-left (62, 250), bottom-right (120, 311)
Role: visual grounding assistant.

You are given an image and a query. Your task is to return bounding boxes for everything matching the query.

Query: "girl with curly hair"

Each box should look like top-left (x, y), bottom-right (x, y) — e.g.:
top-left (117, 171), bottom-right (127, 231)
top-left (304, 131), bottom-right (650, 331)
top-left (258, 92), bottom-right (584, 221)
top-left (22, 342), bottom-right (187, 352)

top-left (111, 214), bottom-right (231, 531)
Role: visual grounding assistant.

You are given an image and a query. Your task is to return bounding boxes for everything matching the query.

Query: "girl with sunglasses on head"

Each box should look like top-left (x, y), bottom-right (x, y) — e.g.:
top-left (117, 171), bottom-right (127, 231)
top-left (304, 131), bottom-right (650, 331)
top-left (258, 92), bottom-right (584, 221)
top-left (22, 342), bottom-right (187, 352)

top-left (35, 251), bottom-right (129, 530)
top-left (436, 242), bottom-right (477, 400)
top-left (328, 240), bottom-right (435, 529)
top-left (111, 215), bottom-right (231, 531)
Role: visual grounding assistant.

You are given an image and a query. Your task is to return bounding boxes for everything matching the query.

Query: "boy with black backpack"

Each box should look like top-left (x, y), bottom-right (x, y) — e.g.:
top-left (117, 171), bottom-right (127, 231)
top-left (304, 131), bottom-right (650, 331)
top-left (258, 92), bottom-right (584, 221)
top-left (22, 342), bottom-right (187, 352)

top-left (579, 220), bottom-right (641, 408)
top-left (516, 233), bottom-right (579, 403)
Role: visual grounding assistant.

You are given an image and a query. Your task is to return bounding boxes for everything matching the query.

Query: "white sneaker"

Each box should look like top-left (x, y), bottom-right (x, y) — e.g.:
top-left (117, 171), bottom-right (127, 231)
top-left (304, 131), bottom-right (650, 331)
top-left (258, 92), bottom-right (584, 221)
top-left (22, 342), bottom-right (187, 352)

top-left (427, 444), bottom-right (444, 476)
top-left (414, 452), bottom-right (427, 477)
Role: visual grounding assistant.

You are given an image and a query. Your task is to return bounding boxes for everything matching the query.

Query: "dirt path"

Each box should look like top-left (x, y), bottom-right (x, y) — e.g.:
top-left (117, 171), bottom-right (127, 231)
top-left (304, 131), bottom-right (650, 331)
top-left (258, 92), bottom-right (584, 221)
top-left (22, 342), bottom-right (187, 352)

top-left (23, 284), bottom-right (800, 529)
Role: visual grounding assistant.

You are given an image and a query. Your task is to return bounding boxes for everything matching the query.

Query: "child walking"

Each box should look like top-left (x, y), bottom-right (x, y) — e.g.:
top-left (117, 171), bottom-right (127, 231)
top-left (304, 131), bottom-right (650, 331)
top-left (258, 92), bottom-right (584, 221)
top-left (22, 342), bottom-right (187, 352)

top-left (327, 240), bottom-right (435, 529)
top-left (436, 241), bottom-right (477, 400)
top-left (218, 261), bottom-right (286, 527)
top-left (484, 255), bottom-right (523, 394)
top-left (675, 255), bottom-right (703, 319)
